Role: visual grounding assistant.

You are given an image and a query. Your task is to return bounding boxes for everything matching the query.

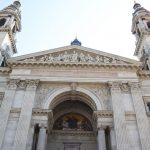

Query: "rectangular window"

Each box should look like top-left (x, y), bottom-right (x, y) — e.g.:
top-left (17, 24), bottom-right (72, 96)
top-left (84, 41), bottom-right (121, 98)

top-left (0, 92), bottom-right (4, 106)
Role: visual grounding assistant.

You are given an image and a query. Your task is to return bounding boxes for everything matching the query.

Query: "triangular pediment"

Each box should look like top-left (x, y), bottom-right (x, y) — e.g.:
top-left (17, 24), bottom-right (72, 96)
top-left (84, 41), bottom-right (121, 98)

top-left (9, 45), bottom-right (140, 65)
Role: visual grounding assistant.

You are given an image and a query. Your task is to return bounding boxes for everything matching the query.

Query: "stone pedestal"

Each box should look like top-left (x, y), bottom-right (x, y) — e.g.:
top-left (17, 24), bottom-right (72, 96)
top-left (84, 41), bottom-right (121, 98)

top-left (97, 127), bottom-right (106, 150)
top-left (37, 127), bottom-right (47, 150)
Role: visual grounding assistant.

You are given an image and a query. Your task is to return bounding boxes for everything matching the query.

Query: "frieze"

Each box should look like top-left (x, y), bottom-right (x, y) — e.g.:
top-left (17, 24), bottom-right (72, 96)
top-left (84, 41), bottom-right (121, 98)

top-left (21, 51), bottom-right (129, 64)
top-left (50, 130), bottom-right (96, 137)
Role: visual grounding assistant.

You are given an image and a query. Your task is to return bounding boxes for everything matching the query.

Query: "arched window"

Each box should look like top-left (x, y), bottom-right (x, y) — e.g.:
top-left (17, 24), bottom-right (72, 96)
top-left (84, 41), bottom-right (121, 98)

top-left (0, 18), bottom-right (6, 27)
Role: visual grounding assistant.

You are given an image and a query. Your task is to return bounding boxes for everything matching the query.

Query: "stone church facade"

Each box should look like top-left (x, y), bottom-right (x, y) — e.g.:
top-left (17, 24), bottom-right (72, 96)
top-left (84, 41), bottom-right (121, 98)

top-left (0, 1), bottom-right (150, 150)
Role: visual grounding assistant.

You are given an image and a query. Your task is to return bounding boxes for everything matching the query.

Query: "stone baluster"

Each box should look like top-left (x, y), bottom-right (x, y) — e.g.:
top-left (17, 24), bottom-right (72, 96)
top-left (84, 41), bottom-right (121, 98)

top-left (0, 79), bottom-right (19, 149)
top-left (110, 127), bottom-right (117, 150)
top-left (12, 80), bottom-right (39, 150)
top-left (109, 82), bottom-right (129, 150)
top-left (129, 82), bottom-right (150, 150)
top-left (37, 125), bottom-right (47, 150)
top-left (97, 126), bottom-right (106, 150)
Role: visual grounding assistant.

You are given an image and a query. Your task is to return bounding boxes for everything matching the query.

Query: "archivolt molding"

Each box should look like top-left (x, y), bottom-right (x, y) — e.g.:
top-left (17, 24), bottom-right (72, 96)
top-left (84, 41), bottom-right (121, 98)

top-left (42, 86), bottom-right (103, 110)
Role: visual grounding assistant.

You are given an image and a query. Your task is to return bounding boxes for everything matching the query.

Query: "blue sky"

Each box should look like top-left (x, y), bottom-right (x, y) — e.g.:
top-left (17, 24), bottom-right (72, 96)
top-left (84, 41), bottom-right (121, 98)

top-left (0, 0), bottom-right (150, 59)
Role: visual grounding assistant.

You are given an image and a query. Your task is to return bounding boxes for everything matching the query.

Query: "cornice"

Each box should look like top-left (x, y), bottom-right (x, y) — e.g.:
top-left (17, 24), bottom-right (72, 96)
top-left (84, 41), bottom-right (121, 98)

top-left (138, 70), bottom-right (150, 79)
top-left (32, 109), bottom-right (52, 116)
top-left (0, 67), bottom-right (11, 74)
top-left (7, 60), bottom-right (140, 71)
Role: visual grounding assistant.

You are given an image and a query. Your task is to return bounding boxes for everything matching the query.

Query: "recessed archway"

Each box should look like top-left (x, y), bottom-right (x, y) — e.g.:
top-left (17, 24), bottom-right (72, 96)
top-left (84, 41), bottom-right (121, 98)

top-left (45, 88), bottom-right (99, 150)
top-left (43, 87), bottom-right (103, 110)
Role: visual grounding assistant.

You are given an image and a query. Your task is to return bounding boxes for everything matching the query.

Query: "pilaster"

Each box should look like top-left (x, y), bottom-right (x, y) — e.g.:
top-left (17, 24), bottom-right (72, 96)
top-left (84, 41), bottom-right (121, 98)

top-left (12, 80), bottom-right (39, 150)
top-left (0, 79), bottom-right (19, 149)
top-left (109, 82), bottom-right (129, 150)
top-left (129, 82), bottom-right (150, 150)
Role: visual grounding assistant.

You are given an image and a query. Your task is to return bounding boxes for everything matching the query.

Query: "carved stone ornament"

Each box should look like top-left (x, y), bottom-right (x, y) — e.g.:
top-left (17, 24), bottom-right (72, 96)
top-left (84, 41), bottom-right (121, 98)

top-left (7, 79), bottom-right (20, 90)
top-left (26, 79), bottom-right (39, 90)
top-left (108, 82), bottom-right (121, 91)
top-left (120, 83), bottom-right (130, 93)
top-left (70, 82), bottom-right (77, 91)
top-left (128, 82), bottom-right (141, 91)
top-left (22, 51), bottom-right (128, 64)
top-left (17, 80), bottom-right (27, 90)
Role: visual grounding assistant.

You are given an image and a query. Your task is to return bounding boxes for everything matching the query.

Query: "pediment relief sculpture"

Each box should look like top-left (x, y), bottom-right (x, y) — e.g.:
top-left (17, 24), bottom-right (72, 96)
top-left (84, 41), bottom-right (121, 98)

top-left (21, 50), bottom-right (130, 64)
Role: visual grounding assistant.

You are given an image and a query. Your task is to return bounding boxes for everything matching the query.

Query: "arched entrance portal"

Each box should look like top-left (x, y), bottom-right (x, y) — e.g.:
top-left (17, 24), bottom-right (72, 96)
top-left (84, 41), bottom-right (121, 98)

top-left (46, 91), bottom-right (98, 150)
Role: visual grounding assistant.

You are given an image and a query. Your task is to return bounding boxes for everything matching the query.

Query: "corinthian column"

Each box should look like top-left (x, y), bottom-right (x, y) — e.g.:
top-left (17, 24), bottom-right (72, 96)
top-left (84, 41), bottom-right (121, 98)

top-left (129, 82), bottom-right (150, 150)
top-left (37, 126), bottom-right (47, 150)
top-left (109, 82), bottom-right (129, 150)
top-left (12, 80), bottom-right (39, 150)
top-left (0, 79), bottom-right (19, 149)
top-left (97, 127), bottom-right (106, 150)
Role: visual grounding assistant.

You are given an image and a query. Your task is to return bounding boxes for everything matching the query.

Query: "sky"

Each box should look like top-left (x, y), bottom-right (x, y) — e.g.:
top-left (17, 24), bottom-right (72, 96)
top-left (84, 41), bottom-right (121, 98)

top-left (0, 0), bottom-right (150, 59)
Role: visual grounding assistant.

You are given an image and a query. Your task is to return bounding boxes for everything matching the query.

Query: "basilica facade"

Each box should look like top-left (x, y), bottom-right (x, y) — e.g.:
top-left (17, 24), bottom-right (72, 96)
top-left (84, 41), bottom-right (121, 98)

top-left (1, 1), bottom-right (150, 150)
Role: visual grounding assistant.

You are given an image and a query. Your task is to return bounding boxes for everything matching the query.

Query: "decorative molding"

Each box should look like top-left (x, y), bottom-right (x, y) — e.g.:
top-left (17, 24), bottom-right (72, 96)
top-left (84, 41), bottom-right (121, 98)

top-left (8, 61), bottom-right (140, 71)
top-left (50, 130), bottom-right (96, 137)
top-left (0, 67), bottom-right (11, 74)
top-left (138, 70), bottom-right (150, 79)
top-left (93, 111), bottom-right (113, 119)
top-left (32, 109), bottom-right (51, 116)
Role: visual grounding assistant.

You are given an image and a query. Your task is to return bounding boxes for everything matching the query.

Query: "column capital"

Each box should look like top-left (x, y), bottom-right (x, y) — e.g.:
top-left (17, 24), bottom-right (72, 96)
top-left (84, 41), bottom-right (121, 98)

top-left (97, 125), bottom-right (107, 130)
top-left (108, 81), bottom-right (121, 91)
top-left (26, 79), bottom-right (40, 90)
top-left (7, 79), bottom-right (20, 90)
top-left (128, 82), bottom-right (141, 91)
